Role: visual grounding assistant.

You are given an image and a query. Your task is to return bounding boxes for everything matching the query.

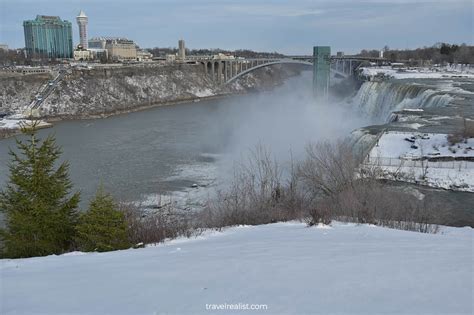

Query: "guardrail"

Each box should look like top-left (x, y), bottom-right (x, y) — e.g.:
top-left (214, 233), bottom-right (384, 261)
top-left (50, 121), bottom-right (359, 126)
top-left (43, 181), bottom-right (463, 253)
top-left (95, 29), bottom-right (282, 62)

top-left (364, 157), bottom-right (473, 170)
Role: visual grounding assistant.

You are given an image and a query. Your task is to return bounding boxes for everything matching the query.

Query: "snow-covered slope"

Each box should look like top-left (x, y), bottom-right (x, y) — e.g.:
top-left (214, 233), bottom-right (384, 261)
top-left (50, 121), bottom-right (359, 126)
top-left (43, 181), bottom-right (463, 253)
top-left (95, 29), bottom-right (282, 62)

top-left (1, 222), bottom-right (472, 315)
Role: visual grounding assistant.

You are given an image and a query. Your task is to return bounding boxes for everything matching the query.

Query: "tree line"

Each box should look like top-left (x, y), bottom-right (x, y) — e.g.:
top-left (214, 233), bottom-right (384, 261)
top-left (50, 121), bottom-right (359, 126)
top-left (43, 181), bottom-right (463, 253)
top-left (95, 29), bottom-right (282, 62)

top-left (357, 43), bottom-right (473, 64)
top-left (146, 47), bottom-right (285, 59)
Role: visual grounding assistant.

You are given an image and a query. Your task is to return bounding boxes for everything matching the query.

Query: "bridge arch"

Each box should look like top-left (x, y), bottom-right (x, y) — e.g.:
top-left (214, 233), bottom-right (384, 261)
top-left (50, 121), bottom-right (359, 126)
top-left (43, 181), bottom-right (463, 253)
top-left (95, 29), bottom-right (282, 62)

top-left (225, 59), bottom-right (313, 84)
top-left (224, 59), bottom-right (350, 85)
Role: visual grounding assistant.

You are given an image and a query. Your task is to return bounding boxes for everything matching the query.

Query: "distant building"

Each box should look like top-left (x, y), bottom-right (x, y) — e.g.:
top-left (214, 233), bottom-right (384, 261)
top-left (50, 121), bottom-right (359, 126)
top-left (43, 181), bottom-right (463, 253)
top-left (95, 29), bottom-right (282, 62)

top-left (379, 50), bottom-right (384, 58)
top-left (178, 39), bottom-right (185, 60)
top-left (213, 53), bottom-right (234, 60)
top-left (76, 10), bottom-right (88, 49)
top-left (88, 37), bottom-right (137, 61)
top-left (88, 48), bottom-right (108, 61)
top-left (23, 15), bottom-right (73, 59)
top-left (166, 54), bottom-right (176, 62)
top-left (0, 44), bottom-right (8, 51)
top-left (73, 44), bottom-right (91, 61)
top-left (336, 51), bottom-right (344, 57)
top-left (137, 50), bottom-right (153, 61)
top-left (88, 38), bottom-right (107, 49)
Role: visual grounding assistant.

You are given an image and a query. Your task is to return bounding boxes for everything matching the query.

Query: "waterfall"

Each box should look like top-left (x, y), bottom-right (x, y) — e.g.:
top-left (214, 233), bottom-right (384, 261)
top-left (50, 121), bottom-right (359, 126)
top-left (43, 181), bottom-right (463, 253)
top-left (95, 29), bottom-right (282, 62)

top-left (352, 81), bottom-right (453, 122)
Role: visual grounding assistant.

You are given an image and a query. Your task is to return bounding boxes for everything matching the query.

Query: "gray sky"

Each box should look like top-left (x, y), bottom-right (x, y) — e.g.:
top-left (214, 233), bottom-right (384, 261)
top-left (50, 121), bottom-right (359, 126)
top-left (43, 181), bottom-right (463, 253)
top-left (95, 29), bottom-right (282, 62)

top-left (1, 0), bottom-right (473, 54)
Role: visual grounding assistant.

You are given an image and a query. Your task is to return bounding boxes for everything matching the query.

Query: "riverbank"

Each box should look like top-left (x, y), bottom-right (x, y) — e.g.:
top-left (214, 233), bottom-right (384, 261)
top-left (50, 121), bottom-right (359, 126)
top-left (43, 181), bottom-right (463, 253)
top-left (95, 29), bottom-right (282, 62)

top-left (0, 119), bottom-right (52, 139)
top-left (0, 93), bottom-right (232, 139)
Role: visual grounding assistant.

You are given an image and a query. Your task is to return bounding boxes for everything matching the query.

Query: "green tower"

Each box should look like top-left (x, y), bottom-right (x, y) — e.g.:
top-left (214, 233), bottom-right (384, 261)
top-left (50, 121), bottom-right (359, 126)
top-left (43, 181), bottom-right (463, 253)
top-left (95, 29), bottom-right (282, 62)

top-left (313, 46), bottom-right (331, 99)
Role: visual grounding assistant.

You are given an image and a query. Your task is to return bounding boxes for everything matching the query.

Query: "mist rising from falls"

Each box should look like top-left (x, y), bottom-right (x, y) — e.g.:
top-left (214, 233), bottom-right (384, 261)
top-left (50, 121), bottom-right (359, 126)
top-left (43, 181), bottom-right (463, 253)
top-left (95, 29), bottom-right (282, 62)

top-left (214, 72), bottom-right (369, 164)
top-left (353, 81), bottom-right (454, 122)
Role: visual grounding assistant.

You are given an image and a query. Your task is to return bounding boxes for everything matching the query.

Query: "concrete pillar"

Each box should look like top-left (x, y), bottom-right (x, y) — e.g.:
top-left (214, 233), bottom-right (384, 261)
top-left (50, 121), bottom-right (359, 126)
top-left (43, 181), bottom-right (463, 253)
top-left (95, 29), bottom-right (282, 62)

top-left (223, 62), bottom-right (227, 82)
top-left (229, 61), bottom-right (233, 78)
top-left (217, 61), bottom-right (223, 84)
top-left (211, 62), bottom-right (215, 81)
top-left (349, 60), bottom-right (352, 75)
top-left (342, 60), bottom-right (345, 74)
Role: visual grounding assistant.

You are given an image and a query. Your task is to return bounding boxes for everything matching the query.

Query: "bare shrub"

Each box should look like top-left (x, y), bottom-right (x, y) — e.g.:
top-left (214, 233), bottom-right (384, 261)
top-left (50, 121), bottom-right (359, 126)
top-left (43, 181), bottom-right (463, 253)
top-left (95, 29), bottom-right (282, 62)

top-left (448, 120), bottom-right (474, 145)
top-left (307, 199), bottom-right (332, 226)
top-left (198, 145), bottom-right (306, 228)
top-left (120, 202), bottom-right (199, 246)
top-left (298, 140), bottom-right (359, 199)
top-left (375, 196), bottom-right (441, 233)
top-left (297, 140), bottom-right (440, 232)
top-left (463, 118), bottom-right (474, 138)
top-left (447, 133), bottom-right (463, 145)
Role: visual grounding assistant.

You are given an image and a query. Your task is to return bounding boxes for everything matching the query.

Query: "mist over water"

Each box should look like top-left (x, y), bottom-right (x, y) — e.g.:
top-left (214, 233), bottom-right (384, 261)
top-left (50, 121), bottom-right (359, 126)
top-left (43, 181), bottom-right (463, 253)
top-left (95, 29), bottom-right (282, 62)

top-left (0, 71), bottom-right (370, 208)
top-left (209, 71), bottom-right (370, 181)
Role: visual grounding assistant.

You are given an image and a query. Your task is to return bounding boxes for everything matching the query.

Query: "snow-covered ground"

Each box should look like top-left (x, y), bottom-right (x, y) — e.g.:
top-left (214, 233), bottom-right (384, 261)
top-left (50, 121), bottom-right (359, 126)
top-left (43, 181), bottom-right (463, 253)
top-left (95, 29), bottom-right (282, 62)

top-left (365, 131), bottom-right (474, 191)
top-left (1, 222), bottom-right (472, 315)
top-left (369, 132), bottom-right (474, 160)
top-left (0, 118), bottom-right (51, 131)
top-left (360, 66), bottom-right (474, 80)
top-left (189, 87), bottom-right (216, 98)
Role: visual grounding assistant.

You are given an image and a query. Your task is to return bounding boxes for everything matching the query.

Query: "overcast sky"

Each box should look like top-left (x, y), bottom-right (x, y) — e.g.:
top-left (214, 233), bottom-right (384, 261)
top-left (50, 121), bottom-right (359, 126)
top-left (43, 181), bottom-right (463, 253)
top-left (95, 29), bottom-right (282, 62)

top-left (1, 0), bottom-right (472, 54)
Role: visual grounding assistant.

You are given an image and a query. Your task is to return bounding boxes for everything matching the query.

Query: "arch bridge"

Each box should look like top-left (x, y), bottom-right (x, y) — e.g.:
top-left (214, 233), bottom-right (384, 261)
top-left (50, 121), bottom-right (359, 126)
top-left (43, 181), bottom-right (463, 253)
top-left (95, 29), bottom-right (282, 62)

top-left (199, 53), bottom-right (385, 88)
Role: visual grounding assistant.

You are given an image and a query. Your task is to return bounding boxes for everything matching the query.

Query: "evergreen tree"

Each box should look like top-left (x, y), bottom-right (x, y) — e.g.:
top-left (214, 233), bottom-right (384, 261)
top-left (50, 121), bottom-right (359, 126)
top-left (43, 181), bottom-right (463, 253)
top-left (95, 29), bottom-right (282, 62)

top-left (0, 127), bottom-right (80, 258)
top-left (76, 187), bottom-right (130, 252)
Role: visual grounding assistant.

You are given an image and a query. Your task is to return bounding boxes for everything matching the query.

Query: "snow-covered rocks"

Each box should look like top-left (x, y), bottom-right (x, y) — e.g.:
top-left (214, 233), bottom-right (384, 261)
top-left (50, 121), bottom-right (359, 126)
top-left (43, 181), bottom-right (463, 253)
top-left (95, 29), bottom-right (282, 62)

top-left (0, 118), bottom-right (51, 134)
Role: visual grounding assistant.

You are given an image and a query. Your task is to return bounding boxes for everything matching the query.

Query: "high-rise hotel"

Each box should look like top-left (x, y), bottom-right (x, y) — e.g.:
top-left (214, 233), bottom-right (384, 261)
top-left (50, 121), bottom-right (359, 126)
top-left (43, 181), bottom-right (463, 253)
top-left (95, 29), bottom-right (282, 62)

top-left (23, 15), bottom-right (73, 59)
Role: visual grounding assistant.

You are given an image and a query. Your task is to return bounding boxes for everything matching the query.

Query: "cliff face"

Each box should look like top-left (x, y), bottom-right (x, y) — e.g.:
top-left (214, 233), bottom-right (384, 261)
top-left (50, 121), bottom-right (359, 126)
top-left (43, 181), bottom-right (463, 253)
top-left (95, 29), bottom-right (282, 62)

top-left (0, 72), bottom-right (51, 113)
top-left (41, 64), bottom-right (219, 118)
top-left (0, 63), bottom-right (303, 119)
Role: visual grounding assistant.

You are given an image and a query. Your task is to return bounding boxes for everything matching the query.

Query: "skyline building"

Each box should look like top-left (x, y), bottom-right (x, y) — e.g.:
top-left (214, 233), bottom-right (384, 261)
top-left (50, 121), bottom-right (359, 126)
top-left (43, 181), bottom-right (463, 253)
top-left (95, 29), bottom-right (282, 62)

top-left (76, 10), bottom-right (88, 49)
top-left (178, 39), bottom-right (185, 60)
top-left (23, 15), bottom-right (73, 58)
top-left (89, 37), bottom-right (137, 61)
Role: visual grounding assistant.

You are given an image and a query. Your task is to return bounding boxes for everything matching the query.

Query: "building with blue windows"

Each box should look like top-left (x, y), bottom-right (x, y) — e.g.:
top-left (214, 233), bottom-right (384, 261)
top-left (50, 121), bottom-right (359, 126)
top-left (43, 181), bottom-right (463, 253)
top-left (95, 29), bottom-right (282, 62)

top-left (23, 15), bottom-right (73, 59)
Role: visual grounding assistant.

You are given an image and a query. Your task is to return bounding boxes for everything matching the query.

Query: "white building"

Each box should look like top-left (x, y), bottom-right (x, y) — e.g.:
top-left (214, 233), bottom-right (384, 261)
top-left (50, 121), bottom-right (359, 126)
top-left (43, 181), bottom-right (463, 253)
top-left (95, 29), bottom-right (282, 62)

top-left (89, 37), bottom-right (137, 61)
top-left (73, 45), bottom-right (91, 61)
top-left (137, 50), bottom-right (153, 61)
top-left (76, 10), bottom-right (88, 49)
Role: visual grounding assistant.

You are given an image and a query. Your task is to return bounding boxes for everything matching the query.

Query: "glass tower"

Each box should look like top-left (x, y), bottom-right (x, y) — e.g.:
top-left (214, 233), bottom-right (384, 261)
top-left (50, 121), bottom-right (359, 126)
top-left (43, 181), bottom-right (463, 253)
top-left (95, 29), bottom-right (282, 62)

top-left (313, 46), bottom-right (331, 99)
top-left (23, 15), bottom-right (73, 59)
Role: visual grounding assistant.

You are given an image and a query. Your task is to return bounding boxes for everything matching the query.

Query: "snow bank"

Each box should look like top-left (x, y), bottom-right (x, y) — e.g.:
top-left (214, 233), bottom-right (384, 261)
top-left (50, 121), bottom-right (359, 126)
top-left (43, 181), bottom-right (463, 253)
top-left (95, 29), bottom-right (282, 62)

top-left (0, 118), bottom-right (51, 131)
top-left (1, 222), bottom-right (472, 314)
